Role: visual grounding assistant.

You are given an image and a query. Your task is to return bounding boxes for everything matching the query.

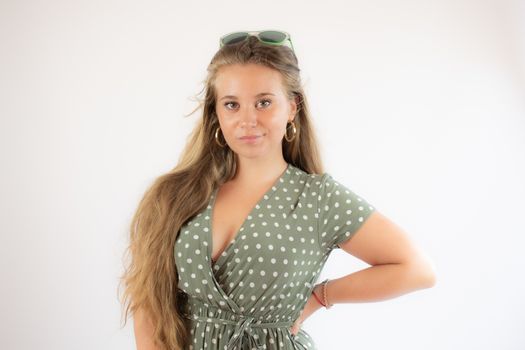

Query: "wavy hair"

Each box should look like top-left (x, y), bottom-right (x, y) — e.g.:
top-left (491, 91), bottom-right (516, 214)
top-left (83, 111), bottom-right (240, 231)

top-left (118, 34), bottom-right (325, 350)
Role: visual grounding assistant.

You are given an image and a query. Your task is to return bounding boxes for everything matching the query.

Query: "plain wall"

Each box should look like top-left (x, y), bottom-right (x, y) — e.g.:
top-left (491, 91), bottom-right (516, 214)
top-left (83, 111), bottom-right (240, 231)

top-left (1, 0), bottom-right (524, 349)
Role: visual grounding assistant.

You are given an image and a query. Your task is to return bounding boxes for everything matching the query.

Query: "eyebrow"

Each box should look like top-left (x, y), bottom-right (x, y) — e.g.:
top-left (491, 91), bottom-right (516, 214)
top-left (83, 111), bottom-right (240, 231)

top-left (219, 92), bottom-right (275, 101)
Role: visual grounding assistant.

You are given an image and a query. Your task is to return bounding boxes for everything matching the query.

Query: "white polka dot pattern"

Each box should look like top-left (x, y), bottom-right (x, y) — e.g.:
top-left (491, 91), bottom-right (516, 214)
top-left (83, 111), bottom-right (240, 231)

top-left (317, 174), bottom-right (376, 251)
top-left (174, 163), bottom-right (376, 349)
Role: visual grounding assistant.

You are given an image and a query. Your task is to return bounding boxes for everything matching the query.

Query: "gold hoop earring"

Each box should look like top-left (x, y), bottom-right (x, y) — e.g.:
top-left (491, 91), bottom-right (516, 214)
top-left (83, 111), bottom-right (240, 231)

top-left (215, 126), bottom-right (227, 147)
top-left (284, 120), bottom-right (297, 142)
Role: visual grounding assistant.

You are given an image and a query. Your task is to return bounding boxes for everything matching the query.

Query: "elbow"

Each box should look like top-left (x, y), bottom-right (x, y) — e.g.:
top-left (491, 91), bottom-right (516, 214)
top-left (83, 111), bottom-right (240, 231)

top-left (423, 256), bottom-right (437, 288)
top-left (405, 258), bottom-right (437, 289)
top-left (422, 268), bottom-right (437, 288)
top-left (414, 251), bottom-right (437, 289)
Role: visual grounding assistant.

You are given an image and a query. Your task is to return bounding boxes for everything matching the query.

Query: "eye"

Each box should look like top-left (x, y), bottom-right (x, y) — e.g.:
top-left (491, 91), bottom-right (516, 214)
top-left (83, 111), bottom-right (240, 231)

top-left (257, 99), bottom-right (272, 108)
top-left (224, 101), bottom-right (238, 110)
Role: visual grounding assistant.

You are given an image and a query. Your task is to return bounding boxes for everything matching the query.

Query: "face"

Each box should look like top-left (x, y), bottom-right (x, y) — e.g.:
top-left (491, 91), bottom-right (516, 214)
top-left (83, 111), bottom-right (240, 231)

top-left (214, 63), bottom-right (297, 160)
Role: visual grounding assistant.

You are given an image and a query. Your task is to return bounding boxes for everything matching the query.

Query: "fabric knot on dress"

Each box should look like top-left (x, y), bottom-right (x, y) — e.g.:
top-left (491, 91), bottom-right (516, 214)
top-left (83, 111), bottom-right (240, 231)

top-left (180, 294), bottom-right (296, 350)
top-left (226, 315), bottom-right (264, 350)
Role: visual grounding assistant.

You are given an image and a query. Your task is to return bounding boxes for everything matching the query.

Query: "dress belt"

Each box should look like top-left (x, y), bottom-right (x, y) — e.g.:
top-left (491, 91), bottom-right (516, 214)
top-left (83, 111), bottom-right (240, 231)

top-left (180, 295), bottom-right (294, 350)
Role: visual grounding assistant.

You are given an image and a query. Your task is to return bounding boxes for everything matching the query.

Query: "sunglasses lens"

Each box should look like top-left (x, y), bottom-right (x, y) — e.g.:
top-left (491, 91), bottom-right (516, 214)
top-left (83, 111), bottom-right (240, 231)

top-left (222, 32), bottom-right (249, 45)
top-left (259, 31), bottom-right (287, 43)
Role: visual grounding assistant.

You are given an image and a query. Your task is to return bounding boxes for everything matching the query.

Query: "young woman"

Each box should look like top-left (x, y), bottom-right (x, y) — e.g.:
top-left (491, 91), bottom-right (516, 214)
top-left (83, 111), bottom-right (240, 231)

top-left (119, 30), bottom-right (436, 350)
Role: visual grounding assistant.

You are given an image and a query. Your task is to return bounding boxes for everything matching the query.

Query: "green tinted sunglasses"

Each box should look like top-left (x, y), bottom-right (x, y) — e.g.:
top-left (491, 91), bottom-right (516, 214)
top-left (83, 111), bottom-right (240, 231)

top-left (219, 30), bottom-right (295, 52)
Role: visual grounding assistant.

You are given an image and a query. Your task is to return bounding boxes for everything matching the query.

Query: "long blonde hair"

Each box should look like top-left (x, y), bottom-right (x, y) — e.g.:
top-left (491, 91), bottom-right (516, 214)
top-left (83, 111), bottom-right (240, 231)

top-left (118, 34), bottom-right (325, 350)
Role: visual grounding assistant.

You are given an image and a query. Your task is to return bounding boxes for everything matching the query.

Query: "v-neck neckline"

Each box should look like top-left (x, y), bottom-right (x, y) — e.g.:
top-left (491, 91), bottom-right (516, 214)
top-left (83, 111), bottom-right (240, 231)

top-left (207, 163), bottom-right (292, 269)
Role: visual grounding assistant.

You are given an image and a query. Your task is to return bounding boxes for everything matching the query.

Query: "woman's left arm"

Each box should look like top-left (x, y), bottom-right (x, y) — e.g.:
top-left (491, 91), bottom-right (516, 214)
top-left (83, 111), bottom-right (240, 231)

top-left (327, 210), bottom-right (436, 304)
top-left (291, 210), bottom-right (436, 335)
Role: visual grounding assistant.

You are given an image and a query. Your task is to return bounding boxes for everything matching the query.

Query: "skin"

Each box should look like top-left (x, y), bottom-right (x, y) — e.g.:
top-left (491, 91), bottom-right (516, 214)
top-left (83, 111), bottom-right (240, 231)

top-left (134, 63), bottom-right (299, 350)
top-left (134, 63), bottom-right (437, 348)
top-left (214, 63), bottom-right (437, 338)
top-left (214, 63), bottom-right (297, 183)
top-left (134, 307), bottom-right (158, 350)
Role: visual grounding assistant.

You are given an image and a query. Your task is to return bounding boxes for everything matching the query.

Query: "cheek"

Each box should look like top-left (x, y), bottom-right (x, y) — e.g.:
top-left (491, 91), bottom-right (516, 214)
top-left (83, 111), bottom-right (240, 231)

top-left (217, 117), bottom-right (235, 134)
top-left (265, 122), bottom-right (288, 143)
top-left (268, 118), bottom-right (288, 134)
top-left (217, 114), bottom-right (235, 129)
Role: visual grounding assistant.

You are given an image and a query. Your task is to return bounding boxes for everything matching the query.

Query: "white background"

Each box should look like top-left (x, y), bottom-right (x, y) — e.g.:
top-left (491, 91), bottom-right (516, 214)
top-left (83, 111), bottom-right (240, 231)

top-left (1, 0), bottom-right (524, 349)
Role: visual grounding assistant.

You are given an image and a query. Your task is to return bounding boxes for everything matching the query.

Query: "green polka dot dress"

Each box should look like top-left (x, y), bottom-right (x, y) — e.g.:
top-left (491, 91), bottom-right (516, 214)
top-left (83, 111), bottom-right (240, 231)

top-left (175, 163), bottom-right (376, 349)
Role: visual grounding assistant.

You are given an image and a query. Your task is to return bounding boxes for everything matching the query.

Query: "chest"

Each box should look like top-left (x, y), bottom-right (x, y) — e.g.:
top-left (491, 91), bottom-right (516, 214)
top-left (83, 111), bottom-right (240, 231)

top-left (210, 184), bottom-right (269, 263)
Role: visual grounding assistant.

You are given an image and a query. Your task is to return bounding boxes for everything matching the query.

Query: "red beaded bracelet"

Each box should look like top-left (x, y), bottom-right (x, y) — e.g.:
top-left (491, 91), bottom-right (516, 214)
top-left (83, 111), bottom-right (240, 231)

top-left (312, 279), bottom-right (333, 309)
top-left (312, 288), bottom-right (326, 307)
top-left (321, 279), bottom-right (332, 309)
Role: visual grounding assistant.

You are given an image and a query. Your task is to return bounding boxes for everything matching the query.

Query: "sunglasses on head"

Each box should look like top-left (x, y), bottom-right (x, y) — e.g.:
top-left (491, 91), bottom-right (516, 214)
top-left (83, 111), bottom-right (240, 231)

top-left (219, 30), bottom-right (295, 52)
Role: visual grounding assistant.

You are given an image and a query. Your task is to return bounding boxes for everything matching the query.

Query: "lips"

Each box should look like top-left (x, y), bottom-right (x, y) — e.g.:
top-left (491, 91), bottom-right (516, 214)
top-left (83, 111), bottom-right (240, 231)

top-left (239, 134), bottom-right (262, 139)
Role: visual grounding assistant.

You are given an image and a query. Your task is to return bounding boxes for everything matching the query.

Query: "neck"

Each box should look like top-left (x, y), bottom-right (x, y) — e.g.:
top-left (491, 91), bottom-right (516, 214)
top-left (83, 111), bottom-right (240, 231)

top-left (232, 156), bottom-right (288, 187)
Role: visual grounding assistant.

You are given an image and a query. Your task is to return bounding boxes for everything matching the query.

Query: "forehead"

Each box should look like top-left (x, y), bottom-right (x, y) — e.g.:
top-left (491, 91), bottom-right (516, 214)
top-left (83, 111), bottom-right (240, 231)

top-left (215, 63), bottom-right (285, 97)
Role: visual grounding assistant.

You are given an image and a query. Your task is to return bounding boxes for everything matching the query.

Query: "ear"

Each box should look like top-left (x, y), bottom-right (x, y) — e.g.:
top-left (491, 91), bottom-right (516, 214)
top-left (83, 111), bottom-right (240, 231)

top-left (289, 95), bottom-right (298, 122)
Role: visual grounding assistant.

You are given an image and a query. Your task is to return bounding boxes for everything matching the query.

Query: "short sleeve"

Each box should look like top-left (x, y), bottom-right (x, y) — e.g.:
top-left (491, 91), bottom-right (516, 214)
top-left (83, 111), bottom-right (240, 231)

top-left (317, 173), bottom-right (376, 252)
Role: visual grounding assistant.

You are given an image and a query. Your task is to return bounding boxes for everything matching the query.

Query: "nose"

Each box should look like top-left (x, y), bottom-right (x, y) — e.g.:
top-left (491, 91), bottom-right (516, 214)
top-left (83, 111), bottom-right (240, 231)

top-left (239, 106), bottom-right (258, 127)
